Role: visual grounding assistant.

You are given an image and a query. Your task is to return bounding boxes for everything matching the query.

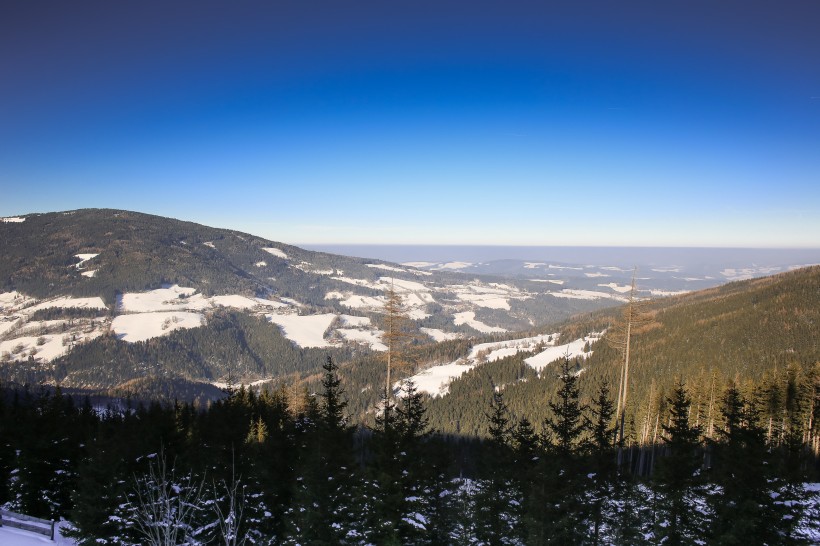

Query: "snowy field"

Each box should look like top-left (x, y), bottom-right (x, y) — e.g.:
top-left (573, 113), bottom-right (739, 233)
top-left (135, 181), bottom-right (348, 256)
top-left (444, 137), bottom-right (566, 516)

top-left (112, 311), bottom-right (204, 342)
top-left (453, 311), bottom-right (506, 334)
top-left (405, 332), bottom-right (574, 397)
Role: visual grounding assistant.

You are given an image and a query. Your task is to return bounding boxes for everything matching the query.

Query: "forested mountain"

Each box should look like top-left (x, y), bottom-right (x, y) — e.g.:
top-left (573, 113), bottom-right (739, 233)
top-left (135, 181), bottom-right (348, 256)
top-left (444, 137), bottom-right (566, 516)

top-left (1, 209), bottom-right (817, 443)
top-left (0, 209), bottom-right (611, 393)
top-left (328, 266), bottom-right (820, 440)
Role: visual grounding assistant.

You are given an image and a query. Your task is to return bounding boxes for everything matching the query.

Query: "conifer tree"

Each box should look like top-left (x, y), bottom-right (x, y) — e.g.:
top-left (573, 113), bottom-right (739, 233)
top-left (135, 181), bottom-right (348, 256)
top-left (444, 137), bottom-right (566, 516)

top-left (476, 390), bottom-right (520, 546)
top-left (654, 381), bottom-right (704, 545)
top-left (285, 356), bottom-right (360, 545)
top-left (709, 384), bottom-right (782, 545)
top-left (587, 382), bottom-right (617, 545)
top-left (537, 358), bottom-right (590, 544)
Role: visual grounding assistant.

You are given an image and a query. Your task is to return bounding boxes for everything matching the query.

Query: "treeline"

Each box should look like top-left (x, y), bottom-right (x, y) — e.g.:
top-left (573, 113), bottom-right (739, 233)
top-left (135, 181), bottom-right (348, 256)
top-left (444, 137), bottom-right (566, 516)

top-left (2, 356), bottom-right (820, 544)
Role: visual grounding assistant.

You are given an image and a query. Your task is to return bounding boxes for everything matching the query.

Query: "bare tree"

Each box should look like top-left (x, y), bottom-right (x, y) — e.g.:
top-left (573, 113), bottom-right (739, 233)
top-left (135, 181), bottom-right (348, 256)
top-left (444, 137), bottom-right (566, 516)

top-left (129, 450), bottom-right (206, 546)
top-left (381, 278), bottom-right (414, 409)
top-left (605, 268), bottom-right (652, 450)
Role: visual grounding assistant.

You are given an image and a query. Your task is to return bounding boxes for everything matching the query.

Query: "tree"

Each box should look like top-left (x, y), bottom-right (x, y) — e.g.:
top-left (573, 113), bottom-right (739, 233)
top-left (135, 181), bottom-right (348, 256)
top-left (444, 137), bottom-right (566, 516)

top-left (654, 382), bottom-right (704, 545)
top-left (118, 451), bottom-right (207, 546)
top-left (285, 356), bottom-right (360, 545)
top-left (537, 358), bottom-right (591, 544)
top-left (587, 382), bottom-right (617, 545)
top-left (605, 269), bottom-right (652, 451)
top-left (709, 384), bottom-right (782, 545)
top-left (476, 390), bottom-right (520, 546)
top-left (380, 280), bottom-right (414, 410)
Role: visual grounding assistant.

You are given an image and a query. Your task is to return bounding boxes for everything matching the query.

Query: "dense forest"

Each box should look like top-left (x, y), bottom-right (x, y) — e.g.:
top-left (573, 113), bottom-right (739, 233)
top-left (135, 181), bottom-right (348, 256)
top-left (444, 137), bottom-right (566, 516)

top-left (2, 354), bottom-right (819, 545)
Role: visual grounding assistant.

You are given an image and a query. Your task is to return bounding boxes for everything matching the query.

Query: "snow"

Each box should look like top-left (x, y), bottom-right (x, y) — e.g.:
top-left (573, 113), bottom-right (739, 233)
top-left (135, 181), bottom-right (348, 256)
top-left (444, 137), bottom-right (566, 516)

top-left (111, 312), bottom-right (204, 342)
top-left (550, 289), bottom-right (628, 302)
top-left (254, 297), bottom-right (290, 309)
top-left (367, 263), bottom-right (406, 273)
top-left (584, 272), bottom-right (609, 278)
top-left (341, 315), bottom-right (371, 327)
top-left (598, 282), bottom-right (633, 293)
top-left (402, 261), bottom-right (436, 268)
top-left (27, 296), bottom-right (107, 313)
top-left (80, 270), bottom-right (97, 278)
top-left (530, 279), bottom-right (564, 285)
top-left (255, 261), bottom-right (267, 267)
top-left (1, 216), bottom-right (25, 223)
top-left (118, 285), bottom-right (202, 312)
top-left (0, 325), bottom-right (105, 362)
top-left (649, 289), bottom-right (690, 297)
top-left (262, 247), bottom-right (288, 260)
top-left (420, 328), bottom-right (463, 342)
top-left (326, 291), bottom-right (385, 309)
top-left (406, 333), bottom-right (559, 396)
top-left (74, 253), bottom-right (99, 268)
top-left (434, 261), bottom-right (473, 270)
top-left (203, 241), bottom-right (216, 248)
top-left (453, 311), bottom-right (506, 334)
top-left (337, 328), bottom-right (387, 351)
top-left (524, 262), bottom-right (546, 269)
top-left (266, 313), bottom-right (337, 348)
top-left (524, 332), bottom-right (602, 372)
top-left (407, 360), bottom-right (477, 397)
top-left (0, 291), bottom-right (36, 312)
top-left (210, 295), bottom-right (260, 309)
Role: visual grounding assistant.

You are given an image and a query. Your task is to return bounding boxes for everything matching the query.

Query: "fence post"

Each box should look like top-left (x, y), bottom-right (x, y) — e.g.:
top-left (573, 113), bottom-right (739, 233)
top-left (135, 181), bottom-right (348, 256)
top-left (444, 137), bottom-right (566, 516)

top-left (51, 519), bottom-right (55, 540)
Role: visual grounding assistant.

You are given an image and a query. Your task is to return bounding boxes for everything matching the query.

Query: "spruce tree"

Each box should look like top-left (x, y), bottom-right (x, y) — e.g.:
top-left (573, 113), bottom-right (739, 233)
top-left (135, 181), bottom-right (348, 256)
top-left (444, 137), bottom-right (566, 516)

top-left (538, 358), bottom-right (590, 544)
top-left (476, 390), bottom-right (520, 546)
top-left (654, 381), bottom-right (705, 545)
top-left (709, 384), bottom-right (782, 545)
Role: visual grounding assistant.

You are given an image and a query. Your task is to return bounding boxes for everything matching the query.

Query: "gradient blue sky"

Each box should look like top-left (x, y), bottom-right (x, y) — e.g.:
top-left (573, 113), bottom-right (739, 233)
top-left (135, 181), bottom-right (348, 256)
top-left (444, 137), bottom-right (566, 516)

top-left (1, 1), bottom-right (819, 247)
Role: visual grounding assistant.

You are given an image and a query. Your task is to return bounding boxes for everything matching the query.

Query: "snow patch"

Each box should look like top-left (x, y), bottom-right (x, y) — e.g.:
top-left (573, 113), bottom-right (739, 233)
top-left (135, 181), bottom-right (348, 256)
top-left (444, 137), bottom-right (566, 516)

top-left (266, 313), bottom-right (337, 348)
top-left (1, 217), bottom-right (25, 223)
top-left (420, 328), bottom-right (463, 342)
top-left (524, 332), bottom-right (603, 372)
top-left (453, 311), bottom-right (506, 334)
top-left (112, 312), bottom-right (204, 342)
top-left (262, 247), bottom-right (288, 260)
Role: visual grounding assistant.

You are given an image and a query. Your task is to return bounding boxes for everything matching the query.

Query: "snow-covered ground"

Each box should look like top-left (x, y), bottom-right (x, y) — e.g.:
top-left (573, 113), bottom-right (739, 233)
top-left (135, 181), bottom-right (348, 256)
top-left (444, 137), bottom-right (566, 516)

top-left (28, 297), bottom-right (107, 313)
top-left (450, 282), bottom-right (530, 310)
top-left (420, 328), bottom-right (464, 342)
top-left (112, 312), bottom-right (204, 342)
top-left (549, 289), bottom-right (628, 302)
top-left (266, 313), bottom-right (337, 348)
top-left (453, 311), bottom-right (506, 334)
top-left (524, 332), bottom-right (602, 372)
top-left (405, 332), bottom-right (564, 397)
top-left (262, 247), bottom-right (288, 260)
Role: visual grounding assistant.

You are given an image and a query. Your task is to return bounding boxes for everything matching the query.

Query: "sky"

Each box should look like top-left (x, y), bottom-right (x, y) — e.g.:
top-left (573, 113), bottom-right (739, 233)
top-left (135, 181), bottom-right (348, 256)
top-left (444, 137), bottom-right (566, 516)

top-left (1, 1), bottom-right (819, 248)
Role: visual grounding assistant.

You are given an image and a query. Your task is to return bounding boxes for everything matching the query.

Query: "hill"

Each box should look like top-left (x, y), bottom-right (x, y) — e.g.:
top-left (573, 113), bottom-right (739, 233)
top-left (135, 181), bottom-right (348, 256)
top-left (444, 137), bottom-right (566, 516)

top-left (0, 209), bottom-right (610, 392)
top-left (330, 266), bottom-right (820, 437)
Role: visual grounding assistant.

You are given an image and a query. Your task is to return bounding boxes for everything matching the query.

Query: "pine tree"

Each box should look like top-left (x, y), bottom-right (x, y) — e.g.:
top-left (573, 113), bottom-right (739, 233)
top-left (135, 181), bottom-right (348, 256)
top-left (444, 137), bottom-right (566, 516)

top-left (587, 382), bottom-right (617, 545)
top-left (709, 384), bottom-right (782, 545)
top-left (537, 358), bottom-right (591, 544)
top-left (654, 381), bottom-right (705, 545)
top-left (285, 356), bottom-right (360, 545)
top-left (476, 390), bottom-right (520, 546)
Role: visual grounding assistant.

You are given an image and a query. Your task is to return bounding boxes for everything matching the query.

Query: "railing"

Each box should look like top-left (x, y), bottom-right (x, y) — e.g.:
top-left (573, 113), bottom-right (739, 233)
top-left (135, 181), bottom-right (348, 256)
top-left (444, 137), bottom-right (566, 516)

top-left (0, 508), bottom-right (55, 540)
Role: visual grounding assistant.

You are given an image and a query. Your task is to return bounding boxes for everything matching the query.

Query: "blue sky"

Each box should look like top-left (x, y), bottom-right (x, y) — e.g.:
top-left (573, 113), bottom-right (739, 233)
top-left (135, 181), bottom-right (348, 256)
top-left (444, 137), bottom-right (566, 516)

top-left (1, 1), bottom-right (819, 247)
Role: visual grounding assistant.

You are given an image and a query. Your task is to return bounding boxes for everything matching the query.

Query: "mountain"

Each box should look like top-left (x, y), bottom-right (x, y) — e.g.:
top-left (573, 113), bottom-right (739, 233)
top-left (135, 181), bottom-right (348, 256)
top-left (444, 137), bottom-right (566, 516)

top-left (0, 209), bottom-right (612, 392)
top-left (3, 209), bottom-right (817, 431)
top-left (329, 265), bottom-right (820, 437)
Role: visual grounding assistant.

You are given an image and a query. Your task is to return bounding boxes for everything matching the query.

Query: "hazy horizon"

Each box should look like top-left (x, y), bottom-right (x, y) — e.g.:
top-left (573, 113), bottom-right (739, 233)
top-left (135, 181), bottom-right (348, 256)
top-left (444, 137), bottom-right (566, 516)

top-left (301, 244), bottom-right (820, 268)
